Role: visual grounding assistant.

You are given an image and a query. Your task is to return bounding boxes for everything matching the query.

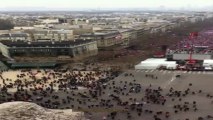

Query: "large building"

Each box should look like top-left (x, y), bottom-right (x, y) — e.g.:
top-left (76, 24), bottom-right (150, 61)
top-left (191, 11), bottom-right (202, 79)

top-left (0, 33), bottom-right (30, 41)
top-left (117, 29), bottom-right (137, 47)
top-left (69, 19), bottom-right (89, 25)
top-left (0, 39), bottom-right (98, 59)
top-left (30, 29), bottom-right (74, 41)
top-left (80, 29), bottom-right (136, 48)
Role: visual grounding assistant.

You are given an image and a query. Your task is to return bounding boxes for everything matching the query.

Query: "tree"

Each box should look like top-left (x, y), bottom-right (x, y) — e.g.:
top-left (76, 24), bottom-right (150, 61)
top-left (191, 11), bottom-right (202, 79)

top-left (0, 19), bottom-right (14, 30)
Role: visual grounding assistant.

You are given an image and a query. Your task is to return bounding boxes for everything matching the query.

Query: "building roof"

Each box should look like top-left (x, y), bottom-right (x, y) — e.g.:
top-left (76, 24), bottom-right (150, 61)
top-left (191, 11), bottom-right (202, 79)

top-left (81, 31), bottom-right (120, 38)
top-left (0, 33), bottom-right (28, 38)
top-left (117, 29), bottom-right (135, 33)
top-left (135, 58), bottom-right (177, 70)
top-left (0, 39), bottom-right (94, 47)
top-left (33, 30), bottom-right (72, 34)
top-left (11, 62), bottom-right (57, 68)
top-left (10, 33), bottom-right (28, 37)
top-left (0, 34), bottom-right (10, 37)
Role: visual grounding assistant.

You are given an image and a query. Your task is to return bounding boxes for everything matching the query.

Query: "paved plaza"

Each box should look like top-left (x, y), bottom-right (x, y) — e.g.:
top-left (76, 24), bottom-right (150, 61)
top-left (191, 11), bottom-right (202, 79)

top-left (0, 68), bottom-right (213, 120)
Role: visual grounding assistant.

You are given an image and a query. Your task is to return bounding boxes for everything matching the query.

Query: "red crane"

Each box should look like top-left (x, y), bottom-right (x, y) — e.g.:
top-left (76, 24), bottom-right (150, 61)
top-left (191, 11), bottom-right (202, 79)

top-left (187, 32), bottom-right (198, 65)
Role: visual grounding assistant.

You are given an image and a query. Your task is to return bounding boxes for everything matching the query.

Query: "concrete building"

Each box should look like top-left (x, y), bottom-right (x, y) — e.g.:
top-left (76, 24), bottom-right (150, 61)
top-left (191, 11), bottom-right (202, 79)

top-left (14, 27), bottom-right (34, 30)
top-left (38, 18), bottom-right (59, 24)
top-left (0, 33), bottom-right (29, 41)
top-left (132, 27), bottom-right (149, 39)
top-left (112, 29), bottom-right (137, 47)
top-left (80, 30), bottom-right (124, 48)
top-left (0, 39), bottom-right (98, 59)
top-left (30, 29), bottom-right (74, 41)
top-left (69, 19), bottom-right (89, 25)
top-left (71, 25), bottom-right (94, 35)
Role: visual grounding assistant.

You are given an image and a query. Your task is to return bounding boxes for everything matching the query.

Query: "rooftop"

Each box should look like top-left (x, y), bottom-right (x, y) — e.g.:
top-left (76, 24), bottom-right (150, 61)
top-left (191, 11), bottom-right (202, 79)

top-left (0, 39), bottom-right (94, 47)
top-left (10, 62), bottom-right (57, 68)
top-left (34, 30), bottom-right (73, 34)
top-left (81, 31), bottom-right (120, 37)
top-left (0, 33), bottom-right (28, 38)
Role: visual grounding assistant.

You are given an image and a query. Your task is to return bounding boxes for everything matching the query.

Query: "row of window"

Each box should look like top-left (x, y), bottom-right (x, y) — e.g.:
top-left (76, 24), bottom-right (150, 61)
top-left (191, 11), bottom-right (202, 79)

top-left (36, 36), bottom-right (68, 39)
top-left (10, 48), bottom-right (71, 53)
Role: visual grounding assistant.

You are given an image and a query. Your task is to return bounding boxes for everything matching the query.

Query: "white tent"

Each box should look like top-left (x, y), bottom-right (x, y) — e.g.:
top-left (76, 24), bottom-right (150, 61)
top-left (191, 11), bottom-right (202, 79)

top-left (135, 58), bottom-right (177, 70)
top-left (203, 59), bottom-right (213, 67)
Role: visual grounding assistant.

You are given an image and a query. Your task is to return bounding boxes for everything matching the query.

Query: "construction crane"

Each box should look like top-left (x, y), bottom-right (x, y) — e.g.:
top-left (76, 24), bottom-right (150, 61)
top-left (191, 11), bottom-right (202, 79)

top-left (186, 32), bottom-right (198, 70)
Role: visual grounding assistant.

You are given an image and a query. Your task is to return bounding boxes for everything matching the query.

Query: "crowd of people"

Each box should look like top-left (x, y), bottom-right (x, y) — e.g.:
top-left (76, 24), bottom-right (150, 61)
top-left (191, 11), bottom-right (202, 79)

top-left (0, 58), bottom-right (213, 120)
top-left (168, 29), bottom-right (213, 55)
top-left (0, 64), bottom-right (213, 120)
top-left (0, 64), bottom-right (117, 106)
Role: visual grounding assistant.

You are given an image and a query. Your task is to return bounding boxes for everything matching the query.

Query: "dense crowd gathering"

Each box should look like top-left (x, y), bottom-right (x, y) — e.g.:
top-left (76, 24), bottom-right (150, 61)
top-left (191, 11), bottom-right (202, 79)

top-left (1, 66), bottom-right (213, 120)
top-left (0, 65), bottom-right (116, 105)
top-left (168, 29), bottom-right (213, 55)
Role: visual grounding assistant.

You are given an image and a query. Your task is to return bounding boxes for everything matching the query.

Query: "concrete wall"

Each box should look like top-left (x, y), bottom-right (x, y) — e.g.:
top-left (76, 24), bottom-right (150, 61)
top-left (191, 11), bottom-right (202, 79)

top-left (72, 41), bottom-right (98, 58)
top-left (173, 54), bottom-right (212, 60)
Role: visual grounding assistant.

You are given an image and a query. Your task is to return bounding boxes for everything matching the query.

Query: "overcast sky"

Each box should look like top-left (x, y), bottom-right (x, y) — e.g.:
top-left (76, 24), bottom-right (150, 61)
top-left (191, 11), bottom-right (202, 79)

top-left (0, 0), bottom-right (213, 10)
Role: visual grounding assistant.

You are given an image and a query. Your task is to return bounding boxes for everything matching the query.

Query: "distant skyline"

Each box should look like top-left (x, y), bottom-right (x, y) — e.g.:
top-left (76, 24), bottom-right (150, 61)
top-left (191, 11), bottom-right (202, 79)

top-left (0, 0), bottom-right (213, 11)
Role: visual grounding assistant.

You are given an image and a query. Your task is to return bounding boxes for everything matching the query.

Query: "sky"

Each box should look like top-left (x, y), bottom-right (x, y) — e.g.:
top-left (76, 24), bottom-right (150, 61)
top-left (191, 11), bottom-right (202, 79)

top-left (0, 0), bottom-right (213, 11)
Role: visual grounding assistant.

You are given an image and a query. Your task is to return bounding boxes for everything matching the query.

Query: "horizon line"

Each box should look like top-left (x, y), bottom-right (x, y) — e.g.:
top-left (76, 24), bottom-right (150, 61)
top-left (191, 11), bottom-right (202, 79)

top-left (0, 8), bottom-right (212, 12)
